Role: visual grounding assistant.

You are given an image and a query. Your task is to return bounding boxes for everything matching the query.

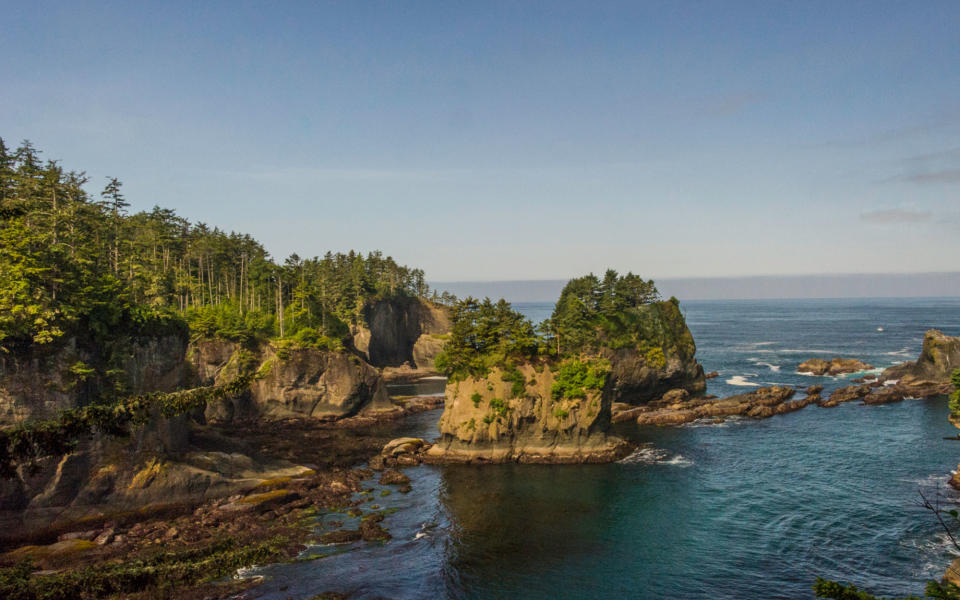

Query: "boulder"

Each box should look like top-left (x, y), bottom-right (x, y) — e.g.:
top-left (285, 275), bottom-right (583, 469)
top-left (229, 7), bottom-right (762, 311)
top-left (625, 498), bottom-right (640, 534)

top-left (382, 438), bottom-right (426, 457)
top-left (378, 469), bottom-right (410, 486)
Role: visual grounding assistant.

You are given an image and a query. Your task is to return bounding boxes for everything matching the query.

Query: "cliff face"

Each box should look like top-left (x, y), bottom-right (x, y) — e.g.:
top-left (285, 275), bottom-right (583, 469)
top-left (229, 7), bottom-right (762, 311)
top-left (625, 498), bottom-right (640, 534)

top-left (355, 297), bottom-right (451, 372)
top-left (605, 299), bottom-right (706, 404)
top-left (427, 364), bottom-right (630, 463)
top-left (195, 341), bottom-right (391, 422)
top-left (882, 330), bottom-right (960, 383)
top-left (0, 334), bottom-right (390, 535)
top-left (0, 334), bottom-right (191, 428)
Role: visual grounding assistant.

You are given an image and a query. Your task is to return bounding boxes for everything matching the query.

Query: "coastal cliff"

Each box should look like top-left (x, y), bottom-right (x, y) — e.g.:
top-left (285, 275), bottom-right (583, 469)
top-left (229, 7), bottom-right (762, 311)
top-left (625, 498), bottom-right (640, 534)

top-left (0, 332), bottom-right (191, 427)
top-left (602, 298), bottom-right (705, 403)
top-left (882, 330), bottom-right (960, 384)
top-left (0, 330), bottom-right (394, 537)
top-left (195, 340), bottom-right (391, 422)
top-left (352, 297), bottom-right (451, 377)
top-left (427, 361), bottom-right (630, 463)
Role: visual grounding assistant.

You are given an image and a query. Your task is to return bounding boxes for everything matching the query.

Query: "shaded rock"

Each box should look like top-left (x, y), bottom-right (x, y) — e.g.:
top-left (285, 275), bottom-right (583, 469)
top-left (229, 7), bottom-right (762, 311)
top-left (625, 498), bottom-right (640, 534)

top-left (820, 385), bottom-right (872, 408)
top-left (359, 518), bottom-right (391, 541)
top-left (805, 385), bottom-right (824, 396)
top-left (321, 529), bottom-right (362, 544)
top-left (862, 388), bottom-right (907, 405)
top-left (661, 389), bottom-right (689, 404)
top-left (357, 297), bottom-right (451, 371)
top-left (705, 371), bottom-right (719, 379)
top-left (378, 470), bottom-right (410, 486)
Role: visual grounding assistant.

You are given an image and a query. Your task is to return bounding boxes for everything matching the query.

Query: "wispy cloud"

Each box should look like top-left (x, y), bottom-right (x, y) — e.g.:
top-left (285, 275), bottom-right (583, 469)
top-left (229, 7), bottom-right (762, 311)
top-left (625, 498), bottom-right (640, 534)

top-left (860, 208), bottom-right (932, 224)
top-left (901, 169), bottom-right (960, 184)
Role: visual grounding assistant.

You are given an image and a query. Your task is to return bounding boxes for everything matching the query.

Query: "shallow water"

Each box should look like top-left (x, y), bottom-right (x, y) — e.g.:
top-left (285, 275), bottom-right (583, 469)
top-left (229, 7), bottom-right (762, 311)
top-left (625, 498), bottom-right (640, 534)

top-left (248, 298), bottom-right (960, 599)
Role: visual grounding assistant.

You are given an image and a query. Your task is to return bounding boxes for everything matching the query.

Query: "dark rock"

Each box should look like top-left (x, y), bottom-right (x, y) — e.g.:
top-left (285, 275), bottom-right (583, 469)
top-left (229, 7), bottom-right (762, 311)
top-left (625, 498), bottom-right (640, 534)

top-left (705, 371), bottom-right (719, 379)
top-left (378, 470), bottom-right (410, 486)
top-left (360, 518), bottom-right (391, 541)
top-left (320, 529), bottom-right (362, 544)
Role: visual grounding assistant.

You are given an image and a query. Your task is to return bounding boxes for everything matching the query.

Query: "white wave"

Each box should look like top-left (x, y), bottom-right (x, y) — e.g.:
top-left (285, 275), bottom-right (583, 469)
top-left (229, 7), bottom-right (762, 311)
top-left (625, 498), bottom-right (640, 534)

top-left (663, 454), bottom-right (693, 467)
top-left (726, 375), bottom-right (760, 387)
top-left (884, 379), bottom-right (899, 386)
top-left (618, 447), bottom-right (692, 467)
top-left (233, 568), bottom-right (264, 581)
top-left (751, 360), bottom-right (781, 372)
top-left (684, 415), bottom-right (748, 428)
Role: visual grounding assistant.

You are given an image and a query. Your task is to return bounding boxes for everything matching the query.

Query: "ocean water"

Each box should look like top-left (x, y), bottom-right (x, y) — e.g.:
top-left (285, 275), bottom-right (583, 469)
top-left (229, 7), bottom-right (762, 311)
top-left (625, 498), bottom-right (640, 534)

top-left (248, 298), bottom-right (960, 599)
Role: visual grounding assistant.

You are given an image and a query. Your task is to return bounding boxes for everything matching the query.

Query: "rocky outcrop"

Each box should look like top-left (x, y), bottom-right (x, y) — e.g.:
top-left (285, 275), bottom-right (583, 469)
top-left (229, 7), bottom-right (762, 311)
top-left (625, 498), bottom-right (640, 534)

top-left (354, 297), bottom-right (451, 375)
top-left (624, 386), bottom-right (816, 426)
top-left (0, 406), bottom-right (312, 540)
top-left (798, 357), bottom-right (874, 376)
top-left (193, 341), bottom-right (392, 422)
top-left (0, 334), bottom-right (191, 427)
top-left (426, 364), bottom-right (631, 464)
top-left (882, 330), bottom-right (960, 384)
top-left (0, 333), bottom-right (394, 538)
top-left (604, 299), bottom-right (706, 404)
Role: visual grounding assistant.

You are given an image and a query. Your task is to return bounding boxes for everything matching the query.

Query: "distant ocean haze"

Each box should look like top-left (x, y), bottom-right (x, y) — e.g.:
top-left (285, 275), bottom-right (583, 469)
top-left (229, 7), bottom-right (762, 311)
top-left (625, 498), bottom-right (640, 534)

top-left (431, 272), bottom-right (960, 303)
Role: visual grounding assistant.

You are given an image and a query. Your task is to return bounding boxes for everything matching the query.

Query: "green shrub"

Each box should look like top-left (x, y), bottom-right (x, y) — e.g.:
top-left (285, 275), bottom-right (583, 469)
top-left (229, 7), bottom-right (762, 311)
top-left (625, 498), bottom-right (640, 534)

top-left (471, 392), bottom-right (482, 407)
top-left (489, 397), bottom-right (509, 418)
top-left (950, 369), bottom-right (960, 417)
top-left (551, 358), bottom-right (611, 401)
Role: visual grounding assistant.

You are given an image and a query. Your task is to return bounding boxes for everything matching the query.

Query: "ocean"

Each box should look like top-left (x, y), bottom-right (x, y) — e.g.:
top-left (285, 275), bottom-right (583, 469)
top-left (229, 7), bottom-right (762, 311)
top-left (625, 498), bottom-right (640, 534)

top-left (247, 297), bottom-right (960, 599)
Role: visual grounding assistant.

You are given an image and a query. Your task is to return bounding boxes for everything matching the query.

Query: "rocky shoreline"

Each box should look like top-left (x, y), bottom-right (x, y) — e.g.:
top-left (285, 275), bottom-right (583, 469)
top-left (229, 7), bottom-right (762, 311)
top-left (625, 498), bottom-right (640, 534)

top-left (0, 390), bottom-right (446, 599)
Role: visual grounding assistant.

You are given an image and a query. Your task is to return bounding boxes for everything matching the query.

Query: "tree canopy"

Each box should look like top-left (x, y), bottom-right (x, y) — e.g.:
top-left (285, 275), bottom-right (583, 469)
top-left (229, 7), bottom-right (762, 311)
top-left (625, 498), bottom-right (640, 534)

top-left (0, 138), bottom-right (438, 358)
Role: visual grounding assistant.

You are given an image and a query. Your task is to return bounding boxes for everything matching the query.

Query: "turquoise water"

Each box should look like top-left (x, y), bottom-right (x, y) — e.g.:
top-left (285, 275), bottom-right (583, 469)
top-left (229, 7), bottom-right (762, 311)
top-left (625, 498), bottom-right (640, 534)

top-left (250, 298), bottom-right (960, 599)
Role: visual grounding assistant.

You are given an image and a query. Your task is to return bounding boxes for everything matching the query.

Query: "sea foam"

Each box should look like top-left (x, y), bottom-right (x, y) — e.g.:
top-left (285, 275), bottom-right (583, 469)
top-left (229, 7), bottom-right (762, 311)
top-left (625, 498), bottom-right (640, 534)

top-left (726, 375), bottom-right (760, 387)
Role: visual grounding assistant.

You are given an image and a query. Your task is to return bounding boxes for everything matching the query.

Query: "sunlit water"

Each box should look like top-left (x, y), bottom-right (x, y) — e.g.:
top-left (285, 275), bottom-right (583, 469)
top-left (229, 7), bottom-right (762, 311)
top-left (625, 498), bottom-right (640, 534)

top-left (247, 298), bottom-right (960, 599)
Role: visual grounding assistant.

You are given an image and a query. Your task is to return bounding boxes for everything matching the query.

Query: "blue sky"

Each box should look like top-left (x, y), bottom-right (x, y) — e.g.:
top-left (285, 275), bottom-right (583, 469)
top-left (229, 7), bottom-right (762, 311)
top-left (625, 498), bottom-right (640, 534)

top-left (2, 1), bottom-right (959, 281)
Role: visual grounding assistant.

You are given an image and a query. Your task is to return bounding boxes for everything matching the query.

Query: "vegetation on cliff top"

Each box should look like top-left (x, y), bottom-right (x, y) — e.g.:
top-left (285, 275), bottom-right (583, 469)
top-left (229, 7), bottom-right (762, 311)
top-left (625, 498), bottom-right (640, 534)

top-left (0, 138), bottom-right (441, 359)
top-left (0, 137), bottom-right (446, 405)
top-left (434, 270), bottom-right (689, 387)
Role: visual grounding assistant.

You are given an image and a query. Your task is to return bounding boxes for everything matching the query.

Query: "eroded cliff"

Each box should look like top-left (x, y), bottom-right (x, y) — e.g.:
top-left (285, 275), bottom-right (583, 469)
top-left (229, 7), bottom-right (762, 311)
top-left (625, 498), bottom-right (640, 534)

top-left (603, 299), bottom-right (706, 403)
top-left (427, 362), bottom-right (630, 463)
top-left (353, 297), bottom-right (451, 376)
